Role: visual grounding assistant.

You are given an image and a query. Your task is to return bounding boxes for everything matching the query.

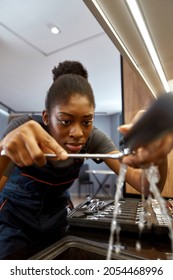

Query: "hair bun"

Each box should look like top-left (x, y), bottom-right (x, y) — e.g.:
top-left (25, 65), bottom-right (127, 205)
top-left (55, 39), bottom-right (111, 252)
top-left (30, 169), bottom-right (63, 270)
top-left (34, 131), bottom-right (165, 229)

top-left (52, 60), bottom-right (88, 81)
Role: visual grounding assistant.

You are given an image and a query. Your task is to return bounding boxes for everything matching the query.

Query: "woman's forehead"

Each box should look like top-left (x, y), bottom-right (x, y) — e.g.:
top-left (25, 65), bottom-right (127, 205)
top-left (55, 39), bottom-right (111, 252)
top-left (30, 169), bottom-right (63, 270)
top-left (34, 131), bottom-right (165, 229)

top-left (58, 94), bottom-right (93, 107)
top-left (52, 96), bottom-right (95, 115)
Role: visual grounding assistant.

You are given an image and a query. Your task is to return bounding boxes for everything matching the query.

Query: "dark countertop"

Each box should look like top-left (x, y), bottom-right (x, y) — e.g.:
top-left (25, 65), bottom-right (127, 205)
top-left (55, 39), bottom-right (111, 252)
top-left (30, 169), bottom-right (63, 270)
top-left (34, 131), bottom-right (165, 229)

top-left (68, 225), bottom-right (172, 260)
top-left (30, 196), bottom-right (173, 260)
top-left (29, 225), bottom-right (172, 260)
top-left (66, 195), bottom-right (173, 260)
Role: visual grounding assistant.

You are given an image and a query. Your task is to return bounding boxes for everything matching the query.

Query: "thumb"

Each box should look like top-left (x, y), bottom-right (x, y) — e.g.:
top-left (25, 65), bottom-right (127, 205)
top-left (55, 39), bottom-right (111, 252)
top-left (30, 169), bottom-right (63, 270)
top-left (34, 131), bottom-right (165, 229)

top-left (118, 124), bottom-right (132, 135)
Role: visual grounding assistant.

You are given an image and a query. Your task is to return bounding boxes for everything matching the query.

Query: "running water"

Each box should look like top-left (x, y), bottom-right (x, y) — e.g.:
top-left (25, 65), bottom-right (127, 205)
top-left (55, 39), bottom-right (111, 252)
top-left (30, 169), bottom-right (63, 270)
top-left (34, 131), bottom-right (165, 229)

top-left (135, 171), bottom-right (145, 251)
top-left (144, 164), bottom-right (173, 259)
top-left (106, 163), bottom-right (127, 260)
top-left (107, 163), bottom-right (173, 260)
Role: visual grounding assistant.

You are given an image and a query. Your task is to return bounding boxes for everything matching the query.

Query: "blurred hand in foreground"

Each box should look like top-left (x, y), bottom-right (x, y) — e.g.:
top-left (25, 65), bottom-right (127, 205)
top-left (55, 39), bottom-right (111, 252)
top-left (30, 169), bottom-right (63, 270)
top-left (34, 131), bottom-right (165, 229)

top-left (121, 133), bottom-right (173, 167)
top-left (118, 109), bottom-right (172, 167)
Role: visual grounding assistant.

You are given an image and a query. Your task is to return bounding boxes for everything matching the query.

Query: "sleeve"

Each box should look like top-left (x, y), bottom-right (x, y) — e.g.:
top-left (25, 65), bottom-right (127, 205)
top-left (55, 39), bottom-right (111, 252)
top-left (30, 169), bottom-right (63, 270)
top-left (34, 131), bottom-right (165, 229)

top-left (1, 114), bottom-right (33, 139)
top-left (86, 127), bottom-right (117, 154)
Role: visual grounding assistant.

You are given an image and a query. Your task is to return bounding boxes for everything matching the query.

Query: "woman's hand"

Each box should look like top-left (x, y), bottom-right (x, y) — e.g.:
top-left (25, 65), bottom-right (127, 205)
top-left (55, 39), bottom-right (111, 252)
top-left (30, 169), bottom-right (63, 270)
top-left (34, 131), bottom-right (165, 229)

top-left (122, 133), bottom-right (173, 167)
top-left (118, 109), bottom-right (168, 193)
top-left (0, 120), bottom-right (68, 167)
top-left (118, 109), bottom-right (173, 167)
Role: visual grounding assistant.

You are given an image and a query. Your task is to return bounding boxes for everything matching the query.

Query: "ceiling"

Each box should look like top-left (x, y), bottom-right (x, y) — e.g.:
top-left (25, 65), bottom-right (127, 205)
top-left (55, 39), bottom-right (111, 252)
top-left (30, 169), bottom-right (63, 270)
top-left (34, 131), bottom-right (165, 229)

top-left (1, 0), bottom-right (173, 116)
top-left (85, 0), bottom-right (173, 98)
top-left (0, 0), bottom-right (122, 115)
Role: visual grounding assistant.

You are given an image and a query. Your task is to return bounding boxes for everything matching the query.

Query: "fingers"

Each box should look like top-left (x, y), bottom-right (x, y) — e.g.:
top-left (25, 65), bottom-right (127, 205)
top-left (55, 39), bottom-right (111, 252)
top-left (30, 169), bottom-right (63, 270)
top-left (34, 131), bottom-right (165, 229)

top-left (118, 124), bottom-right (132, 135)
top-left (131, 110), bottom-right (146, 124)
top-left (25, 124), bottom-right (68, 164)
top-left (122, 153), bottom-right (152, 168)
top-left (0, 121), bottom-right (68, 167)
top-left (122, 134), bottom-right (173, 167)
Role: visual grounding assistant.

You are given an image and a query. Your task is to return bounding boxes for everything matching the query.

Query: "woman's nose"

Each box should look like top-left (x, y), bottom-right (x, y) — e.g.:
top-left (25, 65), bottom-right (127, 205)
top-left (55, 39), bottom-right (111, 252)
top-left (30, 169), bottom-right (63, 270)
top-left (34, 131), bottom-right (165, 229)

top-left (69, 124), bottom-right (83, 138)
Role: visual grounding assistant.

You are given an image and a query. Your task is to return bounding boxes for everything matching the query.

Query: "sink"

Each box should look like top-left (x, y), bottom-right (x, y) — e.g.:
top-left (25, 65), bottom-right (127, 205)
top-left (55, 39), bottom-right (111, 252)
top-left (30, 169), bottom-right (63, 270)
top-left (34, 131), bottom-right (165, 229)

top-left (29, 235), bottom-right (146, 260)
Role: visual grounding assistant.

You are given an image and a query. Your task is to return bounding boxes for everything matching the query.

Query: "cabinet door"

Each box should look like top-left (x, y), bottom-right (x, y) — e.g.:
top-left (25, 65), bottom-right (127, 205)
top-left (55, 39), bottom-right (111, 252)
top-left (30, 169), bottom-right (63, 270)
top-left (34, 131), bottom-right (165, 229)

top-left (122, 59), bottom-right (173, 198)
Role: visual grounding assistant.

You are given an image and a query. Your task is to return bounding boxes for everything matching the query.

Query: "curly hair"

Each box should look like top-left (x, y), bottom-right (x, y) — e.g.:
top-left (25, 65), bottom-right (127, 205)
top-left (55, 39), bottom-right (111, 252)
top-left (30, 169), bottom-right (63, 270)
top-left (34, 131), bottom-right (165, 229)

top-left (52, 60), bottom-right (88, 81)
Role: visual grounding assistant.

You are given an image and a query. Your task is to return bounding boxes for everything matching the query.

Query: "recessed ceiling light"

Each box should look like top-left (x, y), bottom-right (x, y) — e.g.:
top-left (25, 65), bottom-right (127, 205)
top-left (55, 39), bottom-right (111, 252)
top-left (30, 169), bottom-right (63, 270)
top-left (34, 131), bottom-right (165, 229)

top-left (50, 26), bottom-right (60, 35)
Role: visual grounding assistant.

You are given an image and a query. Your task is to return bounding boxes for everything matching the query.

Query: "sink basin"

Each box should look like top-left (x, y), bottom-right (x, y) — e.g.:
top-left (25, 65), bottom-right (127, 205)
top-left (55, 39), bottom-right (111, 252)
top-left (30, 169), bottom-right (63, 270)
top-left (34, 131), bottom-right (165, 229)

top-left (29, 235), bottom-right (146, 260)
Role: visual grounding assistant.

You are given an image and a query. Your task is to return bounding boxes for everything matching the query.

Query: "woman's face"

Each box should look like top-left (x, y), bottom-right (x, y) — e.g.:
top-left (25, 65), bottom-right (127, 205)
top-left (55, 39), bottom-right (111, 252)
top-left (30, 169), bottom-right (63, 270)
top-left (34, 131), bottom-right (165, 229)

top-left (43, 95), bottom-right (94, 153)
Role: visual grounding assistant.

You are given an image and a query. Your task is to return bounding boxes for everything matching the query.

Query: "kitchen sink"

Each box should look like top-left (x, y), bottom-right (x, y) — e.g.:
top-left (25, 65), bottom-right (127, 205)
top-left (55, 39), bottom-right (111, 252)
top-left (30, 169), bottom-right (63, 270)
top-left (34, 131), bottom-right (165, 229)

top-left (29, 235), bottom-right (146, 260)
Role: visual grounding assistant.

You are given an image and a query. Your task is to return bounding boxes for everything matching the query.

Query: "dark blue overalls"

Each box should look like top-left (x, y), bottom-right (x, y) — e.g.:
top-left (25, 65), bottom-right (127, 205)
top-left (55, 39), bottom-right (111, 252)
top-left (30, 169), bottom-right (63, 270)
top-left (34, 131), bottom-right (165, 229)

top-left (0, 159), bottom-right (83, 259)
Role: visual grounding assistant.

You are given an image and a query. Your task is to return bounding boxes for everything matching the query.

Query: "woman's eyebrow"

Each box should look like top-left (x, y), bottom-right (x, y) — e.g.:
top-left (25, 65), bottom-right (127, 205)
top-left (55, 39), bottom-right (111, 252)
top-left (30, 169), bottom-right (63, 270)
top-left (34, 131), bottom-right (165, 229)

top-left (57, 112), bottom-right (94, 118)
top-left (83, 114), bottom-right (94, 118)
top-left (56, 112), bottom-right (72, 117)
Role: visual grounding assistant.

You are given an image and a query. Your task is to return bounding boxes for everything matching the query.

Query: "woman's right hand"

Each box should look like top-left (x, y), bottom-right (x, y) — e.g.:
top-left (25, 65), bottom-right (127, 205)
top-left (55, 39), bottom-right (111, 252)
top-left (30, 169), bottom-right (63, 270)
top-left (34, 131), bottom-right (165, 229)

top-left (118, 109), bottom-right (173, 167)
top-left (122, 132), bottom-right (173, 167)
top-left (0, 120), bottom-right (68, 167)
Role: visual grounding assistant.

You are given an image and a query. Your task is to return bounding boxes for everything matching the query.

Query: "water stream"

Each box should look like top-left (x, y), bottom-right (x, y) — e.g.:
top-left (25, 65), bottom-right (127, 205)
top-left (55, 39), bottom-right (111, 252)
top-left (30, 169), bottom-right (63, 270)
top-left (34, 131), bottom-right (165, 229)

top-left (106, 163), bottom-right (127, 260)
top-left (107, 163), bottom-right (173, 260)
top-left (144, 165), bottom-right (173, 259)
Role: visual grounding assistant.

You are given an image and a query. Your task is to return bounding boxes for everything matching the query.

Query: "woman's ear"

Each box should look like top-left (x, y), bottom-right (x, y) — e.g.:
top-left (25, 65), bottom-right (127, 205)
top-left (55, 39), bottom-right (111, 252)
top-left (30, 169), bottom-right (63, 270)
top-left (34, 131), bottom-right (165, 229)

top-left (42, 110), bottom-right (49, 126)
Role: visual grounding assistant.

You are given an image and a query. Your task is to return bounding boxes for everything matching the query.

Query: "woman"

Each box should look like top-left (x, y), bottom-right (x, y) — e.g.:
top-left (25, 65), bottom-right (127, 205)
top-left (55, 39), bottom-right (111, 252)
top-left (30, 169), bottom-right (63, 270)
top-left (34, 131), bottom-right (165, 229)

top-left (0, 61), bottom-right (167, 259)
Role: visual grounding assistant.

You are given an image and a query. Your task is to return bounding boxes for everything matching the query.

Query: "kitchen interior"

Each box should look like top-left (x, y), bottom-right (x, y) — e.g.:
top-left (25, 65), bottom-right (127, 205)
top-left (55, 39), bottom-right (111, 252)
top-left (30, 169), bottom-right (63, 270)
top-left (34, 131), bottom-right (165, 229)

top-left (1, 0), bottom-right (173, 260)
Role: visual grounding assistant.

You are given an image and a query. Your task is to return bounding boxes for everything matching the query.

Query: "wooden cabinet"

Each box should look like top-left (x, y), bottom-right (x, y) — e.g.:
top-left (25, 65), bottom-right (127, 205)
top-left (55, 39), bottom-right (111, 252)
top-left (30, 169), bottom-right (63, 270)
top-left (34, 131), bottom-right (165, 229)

top-left (122, 58), bottom-right (173, 198)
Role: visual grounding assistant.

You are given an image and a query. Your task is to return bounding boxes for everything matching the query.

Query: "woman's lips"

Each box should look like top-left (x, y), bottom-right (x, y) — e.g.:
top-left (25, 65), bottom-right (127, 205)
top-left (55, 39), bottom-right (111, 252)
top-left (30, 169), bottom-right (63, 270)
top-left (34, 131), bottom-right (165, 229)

top-left (65, 144), bottom-right (82, 153)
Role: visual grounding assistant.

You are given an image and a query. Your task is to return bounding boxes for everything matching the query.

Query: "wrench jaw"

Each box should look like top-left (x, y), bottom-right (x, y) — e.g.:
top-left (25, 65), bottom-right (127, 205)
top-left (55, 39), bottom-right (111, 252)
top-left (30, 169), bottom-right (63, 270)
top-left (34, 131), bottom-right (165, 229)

top-left (121, 148), bottom-right (132, 157)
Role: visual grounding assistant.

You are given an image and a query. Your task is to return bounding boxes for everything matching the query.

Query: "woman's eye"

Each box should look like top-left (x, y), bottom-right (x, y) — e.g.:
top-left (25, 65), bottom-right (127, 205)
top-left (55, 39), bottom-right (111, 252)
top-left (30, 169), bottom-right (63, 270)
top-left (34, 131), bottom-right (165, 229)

top-left (58, 119), bottom-right (71, 125)
top-left (83, 120), bottom-right (93, 126)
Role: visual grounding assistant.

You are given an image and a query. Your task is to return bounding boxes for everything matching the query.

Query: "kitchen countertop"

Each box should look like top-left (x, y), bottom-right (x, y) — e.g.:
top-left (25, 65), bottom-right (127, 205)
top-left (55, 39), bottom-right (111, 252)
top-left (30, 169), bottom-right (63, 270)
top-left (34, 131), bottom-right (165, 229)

top-left (68, 225), bottom-right (172, 260)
